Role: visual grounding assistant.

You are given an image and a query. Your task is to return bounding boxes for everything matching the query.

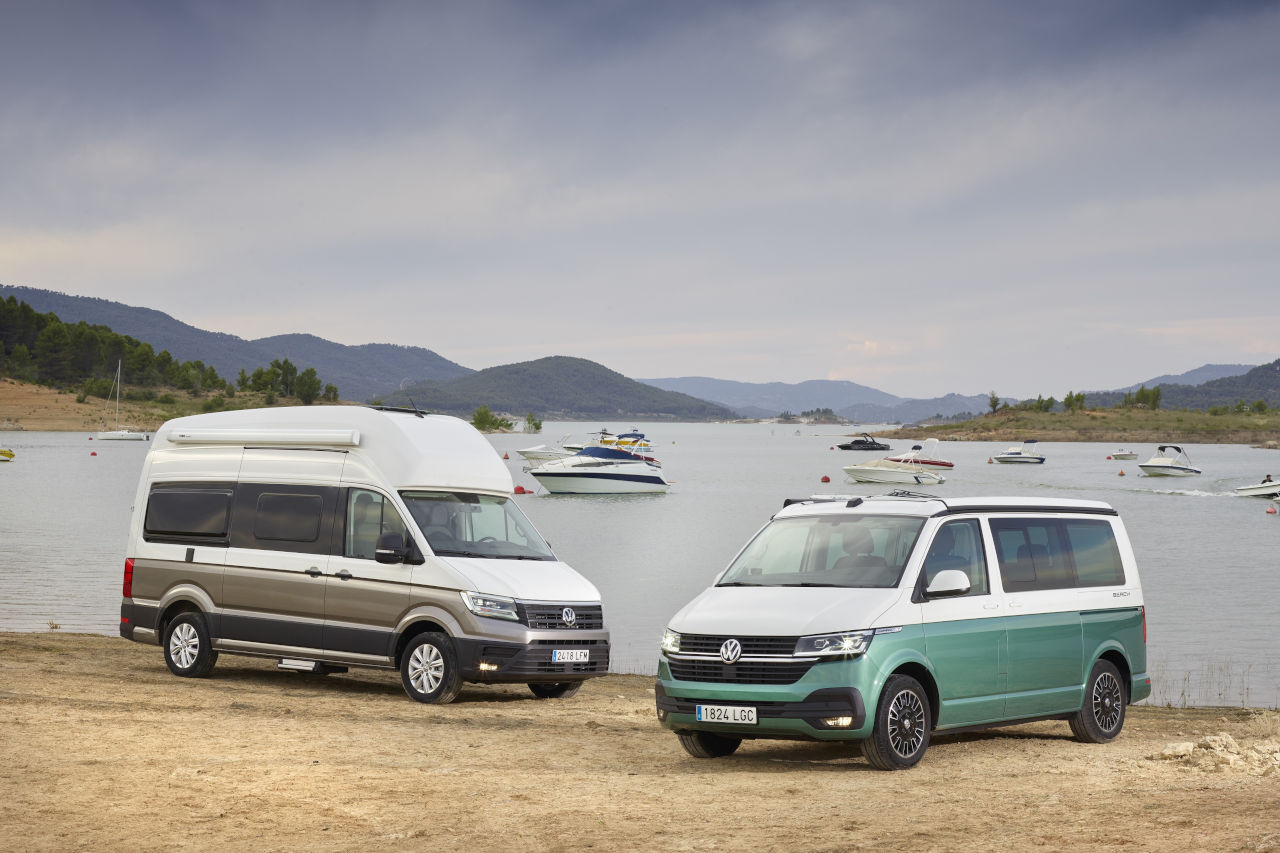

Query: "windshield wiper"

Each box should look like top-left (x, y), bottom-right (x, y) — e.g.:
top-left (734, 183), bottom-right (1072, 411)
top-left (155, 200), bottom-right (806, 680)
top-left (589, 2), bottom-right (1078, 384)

top-left (716, 581), bottom-right (762, 587)
top-left (433, 549), bottom-right (489, 559)
top-left (779, 582), bottom-right (842, 587)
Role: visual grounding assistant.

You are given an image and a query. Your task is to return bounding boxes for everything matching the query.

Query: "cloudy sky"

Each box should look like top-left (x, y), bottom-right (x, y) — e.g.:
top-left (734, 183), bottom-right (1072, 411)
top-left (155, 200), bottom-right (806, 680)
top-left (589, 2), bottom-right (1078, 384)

top-left (2, 0), bottom-right (1277, 399)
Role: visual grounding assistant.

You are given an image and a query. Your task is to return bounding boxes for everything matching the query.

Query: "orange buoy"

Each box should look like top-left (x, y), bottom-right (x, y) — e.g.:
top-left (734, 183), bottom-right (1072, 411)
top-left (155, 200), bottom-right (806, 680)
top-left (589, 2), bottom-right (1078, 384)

top-left (820, 475), bottom-right (830, 483)
top-left (987, 457), bottom-right (993, 464)
top-left (503, 452), bottom-right (509, 459)
top-left (1106, 455), bottom-right (1112, 460)
top-left (830, 446), bottom-right (835, 450)
top-left (1118, 470), bottom-right (1125, 476)
top-left (1267, 505), bottom-right (1277, 515)
top-left (513, 485), bottom-right (528, 494)
top-left (90, 451), bottom-right (97, 456)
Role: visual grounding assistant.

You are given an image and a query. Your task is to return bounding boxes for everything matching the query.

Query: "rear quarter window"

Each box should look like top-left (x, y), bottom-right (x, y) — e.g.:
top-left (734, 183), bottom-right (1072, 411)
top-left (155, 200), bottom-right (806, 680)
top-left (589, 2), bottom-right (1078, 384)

top-left (990, 516), bottom-right (1125, 592)
top-left (145, 487), bottom-right (233, 541)
top-left (1064, 520), bottom-right (1126, 587)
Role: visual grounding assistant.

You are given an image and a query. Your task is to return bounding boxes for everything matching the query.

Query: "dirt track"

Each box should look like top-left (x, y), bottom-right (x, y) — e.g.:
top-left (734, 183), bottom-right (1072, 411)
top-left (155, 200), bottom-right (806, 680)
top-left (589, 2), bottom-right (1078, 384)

top-left (1, 634), bottom-right (1277, 851)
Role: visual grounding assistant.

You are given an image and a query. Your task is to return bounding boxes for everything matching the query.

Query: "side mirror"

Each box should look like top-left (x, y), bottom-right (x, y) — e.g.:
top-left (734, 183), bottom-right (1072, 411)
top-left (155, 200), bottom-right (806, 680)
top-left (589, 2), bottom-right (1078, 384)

top-left (374, 532), bottom-right (407, 564)
top-left (925, 569), bottom-right (971, 599)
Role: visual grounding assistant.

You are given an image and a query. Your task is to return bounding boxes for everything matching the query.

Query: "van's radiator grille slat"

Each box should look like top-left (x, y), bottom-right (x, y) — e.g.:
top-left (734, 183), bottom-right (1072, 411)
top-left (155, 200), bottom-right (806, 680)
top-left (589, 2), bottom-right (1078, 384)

top-left (666, 658), bottom-right (817, 685)
top-left (519, 603), bottom-right (605, 630)
top-left (679, 635), bottom-right (798, 655)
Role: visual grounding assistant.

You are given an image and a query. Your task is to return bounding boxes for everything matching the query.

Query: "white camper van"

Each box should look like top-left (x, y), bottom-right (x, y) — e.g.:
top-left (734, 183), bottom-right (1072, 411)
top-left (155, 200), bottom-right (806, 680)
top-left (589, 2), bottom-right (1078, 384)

top-left (119, 406), bottom-right (609, 703)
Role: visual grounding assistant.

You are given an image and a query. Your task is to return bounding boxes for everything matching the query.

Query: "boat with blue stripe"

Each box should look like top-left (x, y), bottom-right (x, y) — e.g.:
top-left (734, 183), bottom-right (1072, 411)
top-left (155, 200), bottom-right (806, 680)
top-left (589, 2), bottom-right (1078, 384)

top-left (528, 445), bottom-right (670, 494)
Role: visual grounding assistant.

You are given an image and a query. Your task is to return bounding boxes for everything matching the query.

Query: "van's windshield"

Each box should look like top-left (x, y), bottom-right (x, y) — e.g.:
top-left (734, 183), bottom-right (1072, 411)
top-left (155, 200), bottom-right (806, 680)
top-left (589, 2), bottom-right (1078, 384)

top-left (718, 515), bottom-right (925, 588)
top-left (400, 492), bottom-right (556, 561)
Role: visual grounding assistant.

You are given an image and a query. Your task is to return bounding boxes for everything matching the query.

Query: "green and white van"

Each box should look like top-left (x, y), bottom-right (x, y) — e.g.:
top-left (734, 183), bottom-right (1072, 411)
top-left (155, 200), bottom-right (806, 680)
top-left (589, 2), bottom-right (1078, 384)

top-left (655, 493), bottom-right (1150, 769)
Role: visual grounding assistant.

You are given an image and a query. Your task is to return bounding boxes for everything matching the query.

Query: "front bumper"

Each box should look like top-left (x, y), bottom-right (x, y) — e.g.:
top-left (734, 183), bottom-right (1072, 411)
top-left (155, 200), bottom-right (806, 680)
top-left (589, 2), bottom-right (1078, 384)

top-left (455, 636), bottom-right (611, 684)
top-left (655, 681), bottom-right (866, 740)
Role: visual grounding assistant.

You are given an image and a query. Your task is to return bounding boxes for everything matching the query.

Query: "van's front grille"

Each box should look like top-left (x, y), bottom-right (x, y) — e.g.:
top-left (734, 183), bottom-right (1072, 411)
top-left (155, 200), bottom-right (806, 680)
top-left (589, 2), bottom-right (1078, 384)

top-left (678, 635), bottom-right (798, 656)
top-left (666, 657), bottom-right (818, 685)
top-left (519, 603), bottom-right (604, 630)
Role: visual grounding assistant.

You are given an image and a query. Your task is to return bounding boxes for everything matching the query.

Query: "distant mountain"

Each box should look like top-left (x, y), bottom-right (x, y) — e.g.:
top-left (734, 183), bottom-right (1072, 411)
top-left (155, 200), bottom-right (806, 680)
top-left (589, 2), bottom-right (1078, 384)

top-left (1112, 363), bottom-right (1255, 393)
top-left (640, 376), bottom-right (902, 419)
top-left (1085, 360), bottom-right (1277, 409)
top-left (388, 357), bottom-right (738, 420)
top-left (0, 285), bottom-right (472, 400)
top-left (836, 393), bottom-right (997, 424)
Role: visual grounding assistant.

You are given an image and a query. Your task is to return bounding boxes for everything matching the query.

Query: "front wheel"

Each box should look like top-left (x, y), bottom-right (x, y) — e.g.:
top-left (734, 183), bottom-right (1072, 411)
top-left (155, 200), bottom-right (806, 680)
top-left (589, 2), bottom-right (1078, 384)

top-left (677, 731), bottom-right (742, 758)
top-left (163, 612), bottom-right (218, 678)
top-left (862, 674), bottom-right (931, 770)
top-left (528, 682), bottom-right (582, 700)
top-left (400, 632), bottom-right (462, 704)
top-left (1070, 659), bottom-right (1126, 743)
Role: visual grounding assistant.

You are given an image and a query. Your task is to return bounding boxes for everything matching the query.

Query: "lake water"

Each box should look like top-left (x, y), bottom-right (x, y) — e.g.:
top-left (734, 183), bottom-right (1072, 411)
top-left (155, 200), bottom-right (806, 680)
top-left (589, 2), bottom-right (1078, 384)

top-left (2, 422), bottom-right (1277, 708)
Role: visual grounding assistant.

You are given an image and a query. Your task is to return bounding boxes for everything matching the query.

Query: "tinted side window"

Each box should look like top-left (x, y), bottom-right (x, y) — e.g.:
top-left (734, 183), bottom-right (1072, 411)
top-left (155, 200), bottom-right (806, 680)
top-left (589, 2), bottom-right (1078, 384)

top-left (344, 488), bottom-right (409, 560)
top-left (1064, 520), bottom-right (1125, 587)
top-left (990, 518), bottom-right (1074, 592)
top-left (144, 486), bottom-right (234, 544)
top-left (921, 519), bottom-right (989, 596)
top-left (253, 493), bottom-right (323, 542)
top-left (229, 484), bottom-right (337, 555)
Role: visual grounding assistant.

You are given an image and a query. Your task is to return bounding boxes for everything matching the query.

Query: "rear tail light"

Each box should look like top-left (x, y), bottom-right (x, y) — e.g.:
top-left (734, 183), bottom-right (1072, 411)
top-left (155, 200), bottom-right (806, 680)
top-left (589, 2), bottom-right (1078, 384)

top-left (1141, 605), bottom-right (1146, 643)
top-left (122, 558), bottom-right (134, 599)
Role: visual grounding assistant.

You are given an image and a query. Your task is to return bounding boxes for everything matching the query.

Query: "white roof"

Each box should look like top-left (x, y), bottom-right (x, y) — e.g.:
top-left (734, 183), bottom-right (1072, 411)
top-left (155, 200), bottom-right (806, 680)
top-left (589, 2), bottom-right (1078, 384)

top-left (151, 406), bottom-right (512, 495)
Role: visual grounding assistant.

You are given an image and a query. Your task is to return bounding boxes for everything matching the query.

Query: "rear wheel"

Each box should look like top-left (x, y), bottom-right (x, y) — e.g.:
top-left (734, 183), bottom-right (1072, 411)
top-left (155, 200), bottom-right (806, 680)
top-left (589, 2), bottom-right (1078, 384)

top-left (862, 674), bottom-right (930, 770)
top-left (1070, 659), bottom-right (1126, 743)
top-left (400, 632), bottom-right (462, 704)
top-left (163, 612), bottom-right (218, 678)
top-left (677, 731), bottom-right (742, 758)
top-left (528, 682), bottom-right (582, 700)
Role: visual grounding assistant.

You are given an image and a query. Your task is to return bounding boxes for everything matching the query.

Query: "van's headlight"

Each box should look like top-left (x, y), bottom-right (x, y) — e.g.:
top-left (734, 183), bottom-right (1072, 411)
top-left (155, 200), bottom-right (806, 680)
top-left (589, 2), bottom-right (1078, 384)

top-left (794, 630), bottom-right (874, 657)
top-left (660, 628), bottom-right (681, 654)
top-left (461, 591), bottom-right (519, 621)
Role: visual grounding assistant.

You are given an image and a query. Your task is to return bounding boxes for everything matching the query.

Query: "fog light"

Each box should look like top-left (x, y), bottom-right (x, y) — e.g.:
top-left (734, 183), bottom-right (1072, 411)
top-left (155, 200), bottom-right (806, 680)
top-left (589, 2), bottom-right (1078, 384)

top-left (822, 716), bottom-right (854, 728)
top-left (478, 661), bottom-right (498, 672)
top-left (656, 708), bottom-right (668, 722)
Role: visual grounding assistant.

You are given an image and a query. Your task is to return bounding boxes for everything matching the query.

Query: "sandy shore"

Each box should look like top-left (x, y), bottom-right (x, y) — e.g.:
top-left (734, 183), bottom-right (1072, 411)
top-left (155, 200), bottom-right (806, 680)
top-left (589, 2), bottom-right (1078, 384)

top-left (1, 633), bottom-right (1277, 852)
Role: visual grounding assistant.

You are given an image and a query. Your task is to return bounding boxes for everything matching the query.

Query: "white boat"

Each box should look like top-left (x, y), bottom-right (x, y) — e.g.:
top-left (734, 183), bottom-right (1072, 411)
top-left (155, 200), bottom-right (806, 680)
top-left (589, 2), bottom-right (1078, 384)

top-left (842, 457), bottom-right (946, 486)
top-left (514, 440), bottom-right (575, 464)
top-left (993, 439), bottom-right (1045, 464)
top-left (95, 361), bottom-right (148, 441)
top-left (885, 438), bottom-right (954, 469)
top-left (1137, 445), bottom-right (1200, 477)
top-left (1234, 478), bottom-right (1280, 497)
top-left (0, 448), bottom-right (13, 462)
top-left (1110, 449), bottom-right (1138, 460)
top-left (528, 446), bottom-right (670, 494)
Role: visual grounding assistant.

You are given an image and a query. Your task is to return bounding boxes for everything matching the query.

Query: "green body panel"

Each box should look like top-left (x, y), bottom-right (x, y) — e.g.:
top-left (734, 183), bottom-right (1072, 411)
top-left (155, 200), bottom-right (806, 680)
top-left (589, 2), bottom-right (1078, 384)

top-left (923, 614), bottom-right (1007, 727)
top-left (1082, 606), bottom-right (1149, 703)
top-left (1003, 610), bottom-right (1084, 718)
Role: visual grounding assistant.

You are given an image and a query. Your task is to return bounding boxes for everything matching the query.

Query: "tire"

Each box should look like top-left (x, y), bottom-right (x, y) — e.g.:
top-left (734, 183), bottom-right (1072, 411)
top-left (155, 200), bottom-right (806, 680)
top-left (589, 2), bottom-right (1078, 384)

top-left (1070, 659), bottom-right (1127, 743)
top-left (528, 682), bottom-right (582, 700)
top-left (862, 674), bottom-right (931, 770)
top-left (400, 632), bottom-right (462, 704)
top-left (677, 731), bottom-right (742, 759)
top-left (162, 612), bottom-right (218, 678)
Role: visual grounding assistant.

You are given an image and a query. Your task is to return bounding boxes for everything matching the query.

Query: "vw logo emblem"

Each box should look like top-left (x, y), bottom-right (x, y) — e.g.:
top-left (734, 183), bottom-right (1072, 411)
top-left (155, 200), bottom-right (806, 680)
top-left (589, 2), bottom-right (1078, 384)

top-left (561, 607), bottom-right (577, 627)
top-left (719, 638), bottom-right (742, 664)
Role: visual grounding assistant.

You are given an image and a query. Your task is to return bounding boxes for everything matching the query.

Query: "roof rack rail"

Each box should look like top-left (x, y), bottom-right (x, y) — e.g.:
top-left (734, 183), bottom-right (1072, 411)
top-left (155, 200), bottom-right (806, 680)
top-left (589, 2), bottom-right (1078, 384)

top-left (781, 494), bottom-right (866, 509)
top-left (366, 403), bottom-right (429, 418)
top-left (883, 489), bottom-right (948, 506)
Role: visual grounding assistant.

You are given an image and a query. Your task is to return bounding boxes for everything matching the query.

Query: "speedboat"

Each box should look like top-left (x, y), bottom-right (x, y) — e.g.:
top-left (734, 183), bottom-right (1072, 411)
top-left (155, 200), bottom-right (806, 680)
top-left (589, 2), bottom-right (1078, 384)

top-left (1137, 445), bottom-right (1200, 477)
top-left (1234, 478), bottom-right (1280, 497)
top-left (0, 449), bottom-right (13, 462)
top-left (842, 457), bottom-right (946, 486)
top-left (94, 360), bottom-right (149, 441)
top-left (993, 440), bottom-right (1045, 464)
top-left (886, 438), bottom-right (954, 469)
top-left (836, 433), bottom-right (890, 452)
top-left (528, 446), bottom-right (670, 494)
top-left (515, 435), bottom-right (576, 464)
top-left (1109, 449), bottom-right (1138, 460)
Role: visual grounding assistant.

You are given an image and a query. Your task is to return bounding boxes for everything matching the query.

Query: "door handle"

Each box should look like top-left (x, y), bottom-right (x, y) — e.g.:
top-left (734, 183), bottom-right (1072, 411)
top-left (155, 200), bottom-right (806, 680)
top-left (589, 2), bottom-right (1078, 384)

top-left (1008, 600), bottom-right (1025, 609)
top-left (335, 569), bottom-right (353, 581)
top-left (983, 602), bottom-right (1000, 610)
top-left (306, 567), bottom-right (322, 577)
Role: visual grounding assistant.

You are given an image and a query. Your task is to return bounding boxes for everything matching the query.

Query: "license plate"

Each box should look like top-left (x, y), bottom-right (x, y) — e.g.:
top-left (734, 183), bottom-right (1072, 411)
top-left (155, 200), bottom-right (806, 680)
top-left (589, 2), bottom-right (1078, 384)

top-left (552, 649), bottom-right (589, 663)
top-left (695, 704), bottom-right (757, 725)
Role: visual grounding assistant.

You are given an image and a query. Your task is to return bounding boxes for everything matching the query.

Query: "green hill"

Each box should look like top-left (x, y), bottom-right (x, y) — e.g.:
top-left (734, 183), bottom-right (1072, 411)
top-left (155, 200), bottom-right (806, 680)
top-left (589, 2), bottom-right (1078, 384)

top-left (384, 356), bottom-right (738, 420)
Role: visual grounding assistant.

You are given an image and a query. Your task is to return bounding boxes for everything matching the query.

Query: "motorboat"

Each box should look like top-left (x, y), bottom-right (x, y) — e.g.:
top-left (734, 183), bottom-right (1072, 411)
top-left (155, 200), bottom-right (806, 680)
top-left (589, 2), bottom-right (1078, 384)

top-left (528, 446), bottom-right (670, 494)
top-left (95, 360), bottom-right (148, 441)
top-left (1137, 445), bottom-right (1201, 477)
top-left (885, 437), bottom-right (954, 469)
top-left (514, 437), bottom-right (576, 465)
top-left (1234, 478), bottom-right (1280, 497)
top-left (0, 449), bottom-right (13, 462)
top-left (1109, 449), bottom-right (1138, 460)
top-left (836, 433), bottom-right (890, 452)
top-left (842, 457), bottom-right (946, 486)
top-left (993, 439), bottom-right (1045, 464)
